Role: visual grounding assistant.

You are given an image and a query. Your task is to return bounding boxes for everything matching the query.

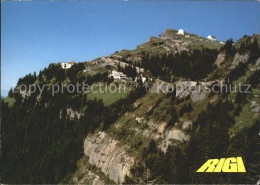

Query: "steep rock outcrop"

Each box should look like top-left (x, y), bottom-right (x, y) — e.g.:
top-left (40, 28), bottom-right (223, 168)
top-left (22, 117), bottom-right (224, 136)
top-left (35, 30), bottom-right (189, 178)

top-left (149, 79), bottom-right (215, 102)
top-left (230, 53), bottom-right (249, 69)
top-left (84, 132), bottom-right (134, 183)
top-left (160, 128), bottom-right (189, 152)
top-left (214, 53), bottom-right (226, 67)
top-left (148, 79), bottom-right (174, 94)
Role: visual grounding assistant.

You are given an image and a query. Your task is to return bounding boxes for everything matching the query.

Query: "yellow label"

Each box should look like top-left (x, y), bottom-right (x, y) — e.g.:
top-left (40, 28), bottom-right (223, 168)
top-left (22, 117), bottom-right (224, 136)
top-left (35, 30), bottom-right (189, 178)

top-left (196, 157), bottom-right (246, 173)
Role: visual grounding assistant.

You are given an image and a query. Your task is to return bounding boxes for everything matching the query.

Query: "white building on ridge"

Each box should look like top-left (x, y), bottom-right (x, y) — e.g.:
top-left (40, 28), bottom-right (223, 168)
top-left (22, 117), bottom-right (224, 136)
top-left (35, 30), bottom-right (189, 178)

top-left (177, 29), bottom-right (185, 35)
top-left (207, 35), bottom-right (216, 41)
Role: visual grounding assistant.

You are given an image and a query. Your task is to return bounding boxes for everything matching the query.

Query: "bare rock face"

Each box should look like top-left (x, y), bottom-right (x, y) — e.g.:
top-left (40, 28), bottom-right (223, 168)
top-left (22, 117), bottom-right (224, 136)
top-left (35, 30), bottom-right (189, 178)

top-left (84, 132), bottom-right (134, 183)
top-left (149, 79), bottom-right (174, 94)
top-left (149, 79), bottom-right (214, 103)
top-left (250, 101), bottom-right (260, 113)
top-left (254, 57), bottom-right (260, 70)
top-left (130, 120), bottom-right (167, 140)
top-left (176, 81), bottom-right (214, 102)
top-left (182, 120), bottom-right (193, 130)
top-left (214, 53), bottom-right (226, 67)
top-left (175, 81), bottom-right (196, 99)
top-left (160, 128), bottom-right (189, 153)
top-left (190, 85), bottom-right (209, 102)
top-left (256, 57), bottom-right (260, 67)
top-left (230, 53), bottom-right (249, 69)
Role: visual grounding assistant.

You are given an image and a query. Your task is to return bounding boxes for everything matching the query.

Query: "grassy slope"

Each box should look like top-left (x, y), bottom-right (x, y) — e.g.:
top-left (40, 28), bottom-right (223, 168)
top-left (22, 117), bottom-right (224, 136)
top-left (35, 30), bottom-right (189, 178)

top-left (230, 88), bottom-right (260, 136)
top-left (87, 83), bottom-right (129, 106)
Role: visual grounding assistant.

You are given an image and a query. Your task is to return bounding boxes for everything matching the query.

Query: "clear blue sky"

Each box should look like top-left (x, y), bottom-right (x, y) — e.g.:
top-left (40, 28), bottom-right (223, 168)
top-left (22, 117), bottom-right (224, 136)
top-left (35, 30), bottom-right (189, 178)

top-left (1, 1), bottom-right (260, 97)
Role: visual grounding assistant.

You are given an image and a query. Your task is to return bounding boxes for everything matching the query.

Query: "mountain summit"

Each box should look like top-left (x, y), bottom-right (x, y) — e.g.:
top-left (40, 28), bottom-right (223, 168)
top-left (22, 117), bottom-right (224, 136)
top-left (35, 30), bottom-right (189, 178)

top-left (112, 28), bottom-right (222, 58)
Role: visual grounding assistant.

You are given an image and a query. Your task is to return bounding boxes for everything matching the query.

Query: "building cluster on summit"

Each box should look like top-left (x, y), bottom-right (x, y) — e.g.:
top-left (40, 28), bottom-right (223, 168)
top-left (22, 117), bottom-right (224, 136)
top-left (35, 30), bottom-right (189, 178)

top-left (177, 28), bottom-right (220, 42)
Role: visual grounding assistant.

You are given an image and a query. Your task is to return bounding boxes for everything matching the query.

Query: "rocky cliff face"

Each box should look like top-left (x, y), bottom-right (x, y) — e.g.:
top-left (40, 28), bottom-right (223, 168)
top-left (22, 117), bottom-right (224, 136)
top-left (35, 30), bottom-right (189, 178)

top-left (74, 76), bottom-right (226, 183)
top-left (149, 79), bottom-right (216, 103)
top-left (83, 132), bottom-right (134, 183)
top-left (160, 128), bottom-right (189, 152)
top-left (214, 53), bottom-right (226, 67)
top-left (230, 53), bottom-right (249, 69)
top-left (79, 91), bottom-right (194, 183)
